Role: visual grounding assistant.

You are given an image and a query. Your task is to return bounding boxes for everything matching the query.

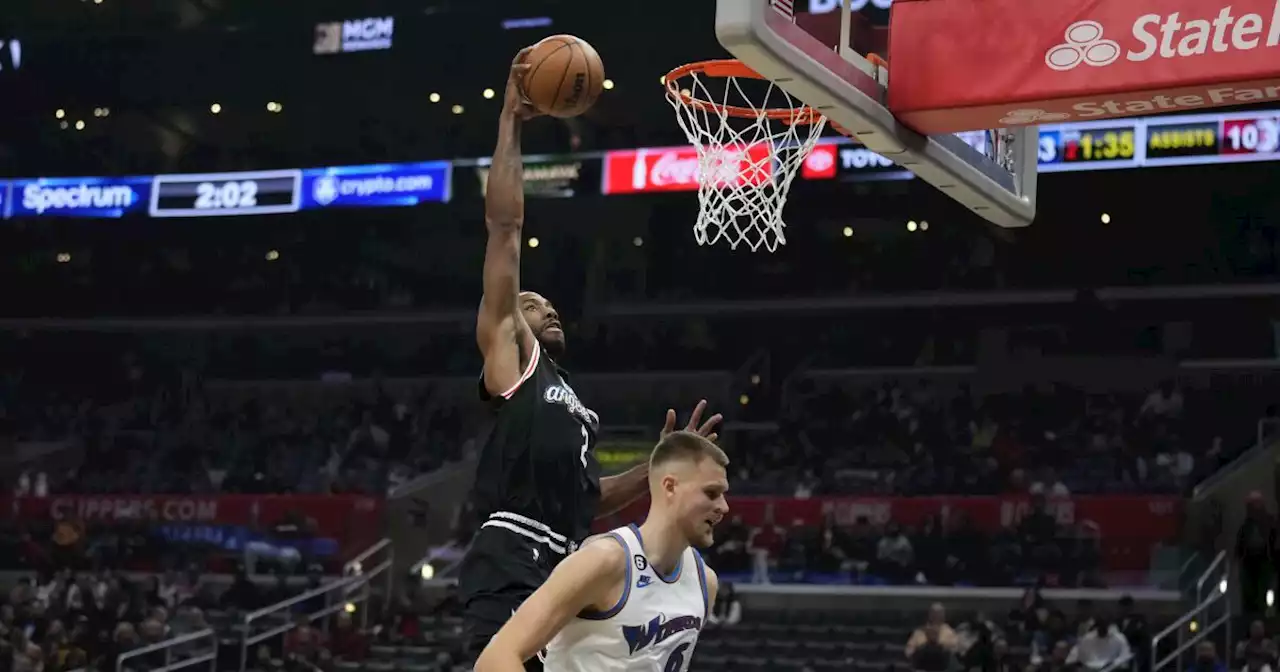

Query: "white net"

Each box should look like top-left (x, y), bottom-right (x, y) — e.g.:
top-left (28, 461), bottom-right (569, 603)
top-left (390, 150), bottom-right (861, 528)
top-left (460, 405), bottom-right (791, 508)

top-left (666, 68), bottom-right (827, 252)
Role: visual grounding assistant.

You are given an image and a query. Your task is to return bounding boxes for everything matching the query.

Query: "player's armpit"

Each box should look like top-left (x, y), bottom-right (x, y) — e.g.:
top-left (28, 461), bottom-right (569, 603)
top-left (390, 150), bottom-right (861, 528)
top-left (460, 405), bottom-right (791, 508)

top-left (475, 539), bottom-right (627, 672)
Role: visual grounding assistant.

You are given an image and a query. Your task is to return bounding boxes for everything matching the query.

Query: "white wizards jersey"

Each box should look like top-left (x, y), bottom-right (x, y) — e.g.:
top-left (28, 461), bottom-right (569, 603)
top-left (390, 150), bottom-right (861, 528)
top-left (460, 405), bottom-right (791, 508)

top-left (542, 524), bottom-right (711, 672)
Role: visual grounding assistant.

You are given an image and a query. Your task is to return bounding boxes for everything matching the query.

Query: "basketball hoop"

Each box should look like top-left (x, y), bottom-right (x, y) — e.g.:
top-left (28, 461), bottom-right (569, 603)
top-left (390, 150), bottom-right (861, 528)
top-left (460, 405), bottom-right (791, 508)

top-left (664, 59), bottom-right (827, 252)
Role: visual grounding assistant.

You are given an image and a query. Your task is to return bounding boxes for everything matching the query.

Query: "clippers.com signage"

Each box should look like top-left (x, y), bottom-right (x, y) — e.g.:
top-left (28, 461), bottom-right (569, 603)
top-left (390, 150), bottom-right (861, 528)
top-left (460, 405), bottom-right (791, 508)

top-left (888, 0), bottom-right (1280, 133)
top-left (602, 144), bottom-right (773, 195)
top-left (3, 494), bottom-right (384, 550)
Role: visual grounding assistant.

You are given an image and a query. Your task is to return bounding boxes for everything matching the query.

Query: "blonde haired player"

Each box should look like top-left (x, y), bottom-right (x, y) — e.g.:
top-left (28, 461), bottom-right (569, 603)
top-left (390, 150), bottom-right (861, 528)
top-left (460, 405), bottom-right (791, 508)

top-left (476, 431), bottom-right (729, 672)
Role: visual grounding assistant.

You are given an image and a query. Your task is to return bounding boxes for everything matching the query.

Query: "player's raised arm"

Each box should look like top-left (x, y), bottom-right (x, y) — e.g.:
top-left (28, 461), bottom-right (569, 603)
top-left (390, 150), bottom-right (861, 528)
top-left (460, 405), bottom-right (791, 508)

top-left (478, 48), bottom-right (542, 397)
top-left (475, 538), bottom-right (627, 672)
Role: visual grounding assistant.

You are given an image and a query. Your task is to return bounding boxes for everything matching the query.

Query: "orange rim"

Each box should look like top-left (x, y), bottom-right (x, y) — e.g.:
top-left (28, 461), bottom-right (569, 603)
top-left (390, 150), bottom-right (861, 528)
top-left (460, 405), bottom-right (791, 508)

top-left (664, 59), bottom-right (824, 126)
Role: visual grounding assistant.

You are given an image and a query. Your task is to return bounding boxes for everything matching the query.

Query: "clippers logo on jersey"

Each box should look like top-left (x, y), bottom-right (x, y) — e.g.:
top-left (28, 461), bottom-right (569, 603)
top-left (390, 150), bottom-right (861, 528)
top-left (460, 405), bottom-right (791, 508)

top-left (544, 384), bottom-right (600, 426)
top-left (622, 614), bottom-right (704, 655)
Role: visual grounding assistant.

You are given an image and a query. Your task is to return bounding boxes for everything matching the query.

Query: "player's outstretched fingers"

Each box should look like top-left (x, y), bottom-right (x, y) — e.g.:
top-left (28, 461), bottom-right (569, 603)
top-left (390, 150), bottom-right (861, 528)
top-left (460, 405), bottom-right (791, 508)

top-left (661, 408), bottom-right (678, 438)
top-left (697, 414), bottom-right (723, 438)
top-left (684, 400), bottom-right (708, 431)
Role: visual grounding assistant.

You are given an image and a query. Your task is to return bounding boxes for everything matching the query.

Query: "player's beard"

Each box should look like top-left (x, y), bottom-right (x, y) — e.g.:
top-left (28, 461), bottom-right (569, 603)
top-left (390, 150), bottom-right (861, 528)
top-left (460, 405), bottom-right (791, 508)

top-left (538, 330), bottom-right (566, 360)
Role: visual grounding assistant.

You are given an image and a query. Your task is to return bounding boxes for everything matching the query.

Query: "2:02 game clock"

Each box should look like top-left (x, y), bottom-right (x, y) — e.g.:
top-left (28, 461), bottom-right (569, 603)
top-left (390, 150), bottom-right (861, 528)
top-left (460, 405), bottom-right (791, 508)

top-left (148, 170), bottom-right (302, 218)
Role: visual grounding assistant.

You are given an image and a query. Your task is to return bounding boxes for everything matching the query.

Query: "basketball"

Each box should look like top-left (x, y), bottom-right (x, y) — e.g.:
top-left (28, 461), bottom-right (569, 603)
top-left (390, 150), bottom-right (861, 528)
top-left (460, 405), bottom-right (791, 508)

top-left (520, 35), bottom-right (605, 119)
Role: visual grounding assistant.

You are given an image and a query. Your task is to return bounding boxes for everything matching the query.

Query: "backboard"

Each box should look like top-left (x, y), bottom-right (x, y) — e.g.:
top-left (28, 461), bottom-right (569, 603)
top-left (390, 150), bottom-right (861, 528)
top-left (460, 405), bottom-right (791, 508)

top-left (714, 0), bottom-right (1039, 229)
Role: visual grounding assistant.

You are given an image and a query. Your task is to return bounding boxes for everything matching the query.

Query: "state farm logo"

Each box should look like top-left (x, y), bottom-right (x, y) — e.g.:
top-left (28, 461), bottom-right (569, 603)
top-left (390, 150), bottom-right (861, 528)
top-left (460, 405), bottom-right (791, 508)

top-left (1000, 108), bottom-right (1071, 125)
top-left (1046, 21), bottom-right (1121, 71)
top-left (1046, 6), bottom-right (1280, 73)
top-left (603, 145), bottom-right (772, 194)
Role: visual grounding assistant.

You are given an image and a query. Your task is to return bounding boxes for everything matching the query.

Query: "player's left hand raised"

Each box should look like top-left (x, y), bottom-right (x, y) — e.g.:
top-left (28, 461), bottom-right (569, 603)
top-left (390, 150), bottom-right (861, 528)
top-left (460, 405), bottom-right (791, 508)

top-left (661, 399), bottom-right (722, 443)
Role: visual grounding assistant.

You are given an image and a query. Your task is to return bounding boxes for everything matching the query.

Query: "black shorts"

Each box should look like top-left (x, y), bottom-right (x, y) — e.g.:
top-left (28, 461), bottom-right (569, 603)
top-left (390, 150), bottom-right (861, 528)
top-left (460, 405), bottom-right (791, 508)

top-left (459, 526), bottom-right (563, 671)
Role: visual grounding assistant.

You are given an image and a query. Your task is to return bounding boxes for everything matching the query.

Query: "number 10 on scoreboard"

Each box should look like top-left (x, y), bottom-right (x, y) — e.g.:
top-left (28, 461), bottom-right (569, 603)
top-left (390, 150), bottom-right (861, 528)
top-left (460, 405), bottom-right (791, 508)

top-left (148, 169), bottom-right (303, 218)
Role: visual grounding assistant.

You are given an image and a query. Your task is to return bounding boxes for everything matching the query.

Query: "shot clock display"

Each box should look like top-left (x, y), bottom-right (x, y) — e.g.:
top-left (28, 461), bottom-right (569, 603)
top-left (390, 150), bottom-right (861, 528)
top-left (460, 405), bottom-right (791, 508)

top-left (1060, 126), bottom-right (1137, 163)
top-left (149, 170), bottom-right (302, 218)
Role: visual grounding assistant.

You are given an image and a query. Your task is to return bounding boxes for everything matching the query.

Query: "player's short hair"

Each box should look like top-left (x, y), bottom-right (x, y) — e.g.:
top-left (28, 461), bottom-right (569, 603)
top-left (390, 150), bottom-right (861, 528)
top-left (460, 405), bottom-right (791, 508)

top-left (650, 431), bottom-right (729, 471)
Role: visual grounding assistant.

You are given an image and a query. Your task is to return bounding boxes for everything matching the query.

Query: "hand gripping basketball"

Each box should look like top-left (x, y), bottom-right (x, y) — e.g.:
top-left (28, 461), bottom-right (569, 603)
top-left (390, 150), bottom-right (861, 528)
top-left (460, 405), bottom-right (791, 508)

top-left (503, 47), bottom-right (543, 121)
top-left (661, 399), bottom-right (723, 443)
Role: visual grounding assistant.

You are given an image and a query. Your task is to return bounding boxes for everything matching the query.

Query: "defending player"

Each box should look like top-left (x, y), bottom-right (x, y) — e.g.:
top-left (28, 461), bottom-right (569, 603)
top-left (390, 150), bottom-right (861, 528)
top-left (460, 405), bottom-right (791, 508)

top-left (475, 431), bottom-right (728, 672)
top-left (463, 48), bottom-right (722, 668)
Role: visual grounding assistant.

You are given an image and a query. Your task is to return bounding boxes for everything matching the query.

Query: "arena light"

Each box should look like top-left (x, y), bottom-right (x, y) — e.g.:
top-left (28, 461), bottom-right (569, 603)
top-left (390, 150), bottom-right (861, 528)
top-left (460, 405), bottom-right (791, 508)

top-left (429, 92), bottom-right (441, 103)
top-left (842, 226), bottom-right (853, 237)
top-left (602, 79), bottom-right (615, 90)
top-left (56, 252), bottom-right (71, 263)
top-left (919, 220), bottom-right (929, 231)
top-left (527, 237), bottom-right (539, 248)
top-left (632, 236), bottom-right (643, 247)
top-left (906, 220), bottom-right (918, 232)
top-left (419, 563), bottom-right (434, 580)
top-left (1268, 589), bottom-right (1274, 607)
top-left (55, 109), bottom-right (65, 119)
top-left (265, 250), bottom-right (280, 261)
top-left (750, 374), bottom-right (761, 385)
top-left (74, 120), bottom-right (85, 131)
top-left (210, 103), bottom-right (222, 114)
top-left (452, 104), bottom-right (464, 115)
top-left (343, 603), bottom-right (356, 614)
top-left (483, 88), bottom-right (495, 99)
top-left (59, 121), bottom-right (68, 130)
top-left (1101, 213), bottom-right (1111, 224)
top-left (739, 394), bottom-right (750, 405)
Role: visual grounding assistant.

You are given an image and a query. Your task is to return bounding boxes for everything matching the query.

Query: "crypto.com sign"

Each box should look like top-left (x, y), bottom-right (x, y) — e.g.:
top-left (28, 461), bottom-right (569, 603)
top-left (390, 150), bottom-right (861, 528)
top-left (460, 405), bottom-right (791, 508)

top-left (886, 0), bottom-right (1280, 133)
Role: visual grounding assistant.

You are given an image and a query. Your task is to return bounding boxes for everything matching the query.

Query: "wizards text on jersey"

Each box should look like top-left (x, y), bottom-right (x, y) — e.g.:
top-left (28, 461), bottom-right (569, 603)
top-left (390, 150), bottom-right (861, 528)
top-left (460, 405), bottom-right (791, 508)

top-left (544, 384), bottom-right (600, 426)
top-left (622, 614), bottom-right (703, 655)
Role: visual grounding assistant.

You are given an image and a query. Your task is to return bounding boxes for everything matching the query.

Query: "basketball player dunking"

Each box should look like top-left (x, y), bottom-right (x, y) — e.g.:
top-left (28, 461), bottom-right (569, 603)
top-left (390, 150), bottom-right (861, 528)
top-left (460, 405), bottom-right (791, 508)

top-left (476, 431), bottom-right (726, 672)
top-left (461, 49), bottom-right (722, 670)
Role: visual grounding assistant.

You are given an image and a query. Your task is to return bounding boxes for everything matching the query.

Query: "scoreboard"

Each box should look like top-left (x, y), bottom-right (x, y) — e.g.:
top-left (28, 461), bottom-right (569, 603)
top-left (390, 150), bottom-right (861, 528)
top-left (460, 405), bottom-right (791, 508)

top-left (1038, 111), bottom-right (1280, 172)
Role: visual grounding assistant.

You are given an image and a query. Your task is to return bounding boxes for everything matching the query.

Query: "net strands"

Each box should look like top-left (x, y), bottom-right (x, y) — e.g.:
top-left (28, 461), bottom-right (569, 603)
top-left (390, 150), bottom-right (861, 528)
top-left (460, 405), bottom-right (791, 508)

top-left (666, 69), bottom-right (827, 252)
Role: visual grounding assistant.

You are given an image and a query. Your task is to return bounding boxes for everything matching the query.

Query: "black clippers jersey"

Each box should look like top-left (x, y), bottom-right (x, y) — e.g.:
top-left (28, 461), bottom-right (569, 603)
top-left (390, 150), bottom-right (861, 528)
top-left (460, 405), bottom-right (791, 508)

top-left (474, 340), bottom-right (602, 546)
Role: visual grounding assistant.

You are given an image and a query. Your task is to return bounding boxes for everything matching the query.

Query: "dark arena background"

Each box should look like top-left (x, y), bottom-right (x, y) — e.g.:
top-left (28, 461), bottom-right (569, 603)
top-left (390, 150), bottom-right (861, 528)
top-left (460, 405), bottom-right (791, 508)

top-left (0, 1), bottom-right (1277, 671)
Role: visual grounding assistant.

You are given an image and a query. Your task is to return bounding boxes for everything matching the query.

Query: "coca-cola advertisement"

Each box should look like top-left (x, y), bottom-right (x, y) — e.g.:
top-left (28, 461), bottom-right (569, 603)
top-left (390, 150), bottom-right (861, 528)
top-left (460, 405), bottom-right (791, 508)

top-left (602, 144), bottom-right (774, 194)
